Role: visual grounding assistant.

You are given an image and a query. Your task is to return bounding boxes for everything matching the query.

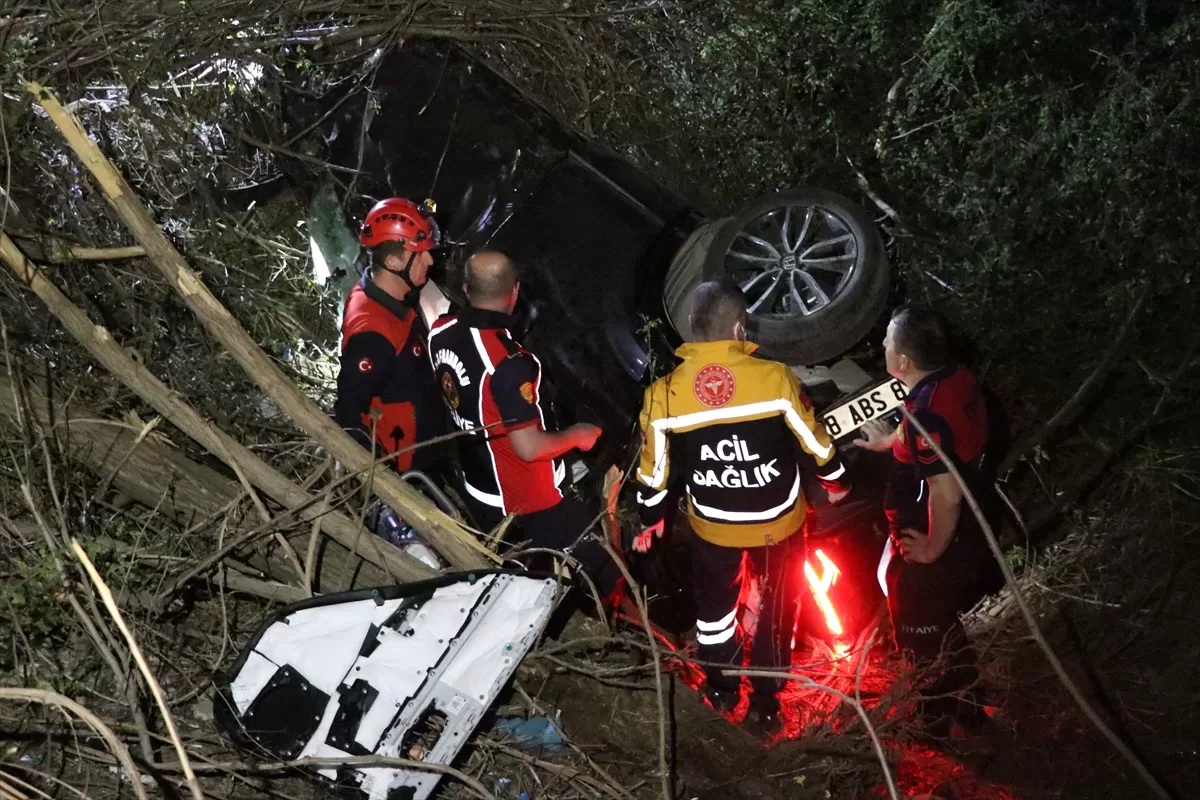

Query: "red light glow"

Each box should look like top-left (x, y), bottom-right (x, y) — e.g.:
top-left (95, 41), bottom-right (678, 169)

top-left (803, 549), bottom-right (844, 637)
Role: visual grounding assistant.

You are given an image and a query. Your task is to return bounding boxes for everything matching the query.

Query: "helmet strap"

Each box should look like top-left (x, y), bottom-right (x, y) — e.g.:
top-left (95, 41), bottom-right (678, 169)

top-left (377, 250), bottom-right (422, 293)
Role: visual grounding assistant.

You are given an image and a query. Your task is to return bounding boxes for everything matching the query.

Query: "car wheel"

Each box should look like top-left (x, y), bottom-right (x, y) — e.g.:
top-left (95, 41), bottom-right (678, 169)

top-left (662, 217), bottom-right (728, 345)
top-left (689, 189), bottom-right (889, 365)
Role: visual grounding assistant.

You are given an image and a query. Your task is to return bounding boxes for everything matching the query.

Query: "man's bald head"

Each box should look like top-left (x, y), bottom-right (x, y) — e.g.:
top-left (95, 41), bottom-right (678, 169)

top-left (465, 250), bottom-right (520, 310)
top-left (690, 278), bottom-right (748, 342)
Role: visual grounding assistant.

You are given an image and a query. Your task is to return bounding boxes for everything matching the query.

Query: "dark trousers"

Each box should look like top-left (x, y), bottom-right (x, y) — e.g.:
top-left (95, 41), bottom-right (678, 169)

top-left (689, 529), bottom-right (803, 706)
top-left (885, 520), bottom-right (992, 716)
top-left (467, 494), bottom-right (622, 599)
top-left (885, 519), bottom-right (992, 661)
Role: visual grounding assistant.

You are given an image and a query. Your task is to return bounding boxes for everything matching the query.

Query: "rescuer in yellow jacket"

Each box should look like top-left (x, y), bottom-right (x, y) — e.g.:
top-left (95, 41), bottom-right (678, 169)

top-left (633, 278), bottom-right (849, 735)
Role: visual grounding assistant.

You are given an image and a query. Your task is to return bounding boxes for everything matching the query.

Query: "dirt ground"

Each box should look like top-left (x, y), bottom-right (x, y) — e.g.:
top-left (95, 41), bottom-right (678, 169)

top-left (517, 553), bottom-right (1198, 800)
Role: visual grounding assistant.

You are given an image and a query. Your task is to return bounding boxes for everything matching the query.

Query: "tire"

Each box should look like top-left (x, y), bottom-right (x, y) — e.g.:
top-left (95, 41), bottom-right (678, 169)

top-left (662, 218), bottom-right (728, 344)
top-left (670, 188), bottom-right (889, 366)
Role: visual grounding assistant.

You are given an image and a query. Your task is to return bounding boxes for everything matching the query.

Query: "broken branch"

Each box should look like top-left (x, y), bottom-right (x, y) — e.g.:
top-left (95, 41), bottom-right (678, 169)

top-left (29, 81), bottom-right (490, 569)
top-left (0, 230), bottom-right (433, 584)
top-left (10, 234), bottom-right (145, 263)
top-left (901, 405), bottom-right (1173, 800)
top-left (70, 539), bottom-right (205, 800)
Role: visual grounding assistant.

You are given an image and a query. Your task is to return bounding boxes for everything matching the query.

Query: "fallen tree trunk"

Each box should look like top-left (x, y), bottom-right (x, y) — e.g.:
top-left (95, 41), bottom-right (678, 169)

top-left (0, 371), bottom-right (238, 526)
top-left (0, 231), bottom-right (433, 587)
top-left (0, 370), bottom-right (401, 600)
top-left (27, 81), bottom-right (493, 570)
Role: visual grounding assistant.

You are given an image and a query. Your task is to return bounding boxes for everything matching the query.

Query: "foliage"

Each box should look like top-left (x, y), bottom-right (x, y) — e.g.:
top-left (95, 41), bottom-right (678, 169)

top-left (608, 0), bottom-right (1200, 435)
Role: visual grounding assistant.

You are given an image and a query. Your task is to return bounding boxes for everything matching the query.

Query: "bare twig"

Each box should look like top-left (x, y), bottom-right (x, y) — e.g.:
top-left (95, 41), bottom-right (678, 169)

top-left (1000, 285), bottom-right (1150, 476)
top-left (511, 683), bottom-right (636, 800)
top-left (901, 405), bottom-right (1174, 800)
top-left (0, 688), bottom-right (149, 800)
top-left (726, 632), bottom-right (899, 800)
top-left (481, 740), bottom-right (630, 800)
top-left (135, 754), bottom-right (494, 800)
top-left (17, 478), bottom-right (155, 763)
top-left (594, 468), bottom-right (669, 800)
top-left (69, 539), bottom-right (206, 800)
top-left (303, 464), bottom-right (332, 596)
top-left (846, 156), bottom-right (908, 233)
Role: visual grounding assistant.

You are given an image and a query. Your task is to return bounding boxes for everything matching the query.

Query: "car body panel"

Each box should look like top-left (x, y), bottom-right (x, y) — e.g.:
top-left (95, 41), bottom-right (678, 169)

top-left (215, 571), bottom-right (559, 799)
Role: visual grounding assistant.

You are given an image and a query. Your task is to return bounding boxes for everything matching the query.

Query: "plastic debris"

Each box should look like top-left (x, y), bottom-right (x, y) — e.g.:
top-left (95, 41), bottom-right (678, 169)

top-left (492, 715), bottom-right (565, 752)
top-left (365, 501), bottom-right (444, 570)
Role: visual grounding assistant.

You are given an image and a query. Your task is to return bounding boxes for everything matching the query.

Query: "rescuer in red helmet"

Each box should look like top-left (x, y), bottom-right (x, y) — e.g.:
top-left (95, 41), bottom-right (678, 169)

top-left (332, 197), bottom-right (447, 475)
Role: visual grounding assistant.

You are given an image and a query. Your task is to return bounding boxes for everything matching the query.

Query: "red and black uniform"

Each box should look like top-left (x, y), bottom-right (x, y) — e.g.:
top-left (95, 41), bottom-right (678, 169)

top-left (428, 306), bottom-right (619, 594)
top-left (333, 272), bottom-right (446, 473)
top-left (882, 364), bottom-right (994, 663)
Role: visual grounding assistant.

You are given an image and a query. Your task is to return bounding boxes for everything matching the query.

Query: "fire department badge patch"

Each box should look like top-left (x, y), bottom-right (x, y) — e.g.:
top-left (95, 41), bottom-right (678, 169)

top-left (440, 372), bottom-right (460, 409)
top-left (519, 381), bottom-right (536, 404)
top-left (357, 357), bottom-right (373, 374)
top-left (693, 364), bottom-right (736, 407)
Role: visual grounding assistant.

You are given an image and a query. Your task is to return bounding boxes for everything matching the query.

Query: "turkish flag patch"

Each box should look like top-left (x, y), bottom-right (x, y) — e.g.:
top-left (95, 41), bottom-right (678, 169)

top-left (916, 430), bottom-right (942, 464)
top-left (357, 357), bottom-right (373, 373)
top-left (916, 431), bottom-right (941, 451)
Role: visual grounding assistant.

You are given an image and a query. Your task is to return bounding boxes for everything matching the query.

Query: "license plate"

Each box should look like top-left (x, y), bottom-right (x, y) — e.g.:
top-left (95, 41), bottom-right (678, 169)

top-left (819, 378), bottom-right (908, 440)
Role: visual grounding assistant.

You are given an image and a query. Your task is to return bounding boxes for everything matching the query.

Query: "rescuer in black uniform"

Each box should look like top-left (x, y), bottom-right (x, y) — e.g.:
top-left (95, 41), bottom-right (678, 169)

top-left (428, 250), bottom-right (623, 605)
top-left (333, 197), bottom-right (447, 473)
top-left (633, 278), bottom-right (850, 736)
top-left (854, 303), bottom-right (1001, 735)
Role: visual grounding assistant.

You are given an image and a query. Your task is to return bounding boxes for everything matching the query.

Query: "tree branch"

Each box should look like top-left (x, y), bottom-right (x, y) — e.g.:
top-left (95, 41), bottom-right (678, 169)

top-left (29, 81), bottom-right (492, 569)
top-left (999, 285), bottom-right (1150, 476)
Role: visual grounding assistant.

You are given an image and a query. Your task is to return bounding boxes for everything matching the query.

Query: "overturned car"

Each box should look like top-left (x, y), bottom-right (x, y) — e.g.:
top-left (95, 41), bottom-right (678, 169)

top-left (293, 39), bottom-right (908, 641)
top-left (218, 37), bottom-right (910, 790)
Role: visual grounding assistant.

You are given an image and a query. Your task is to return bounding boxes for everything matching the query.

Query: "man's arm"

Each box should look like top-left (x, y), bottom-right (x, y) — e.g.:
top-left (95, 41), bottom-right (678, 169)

top-left (507, 424), bottom-right (600, 462)
top-left (633, 382), bottom-right (670, 552)
top-left (332, 331), bottom-right (395, 453)
top-left (924, 473), bottom-right (963, 558)
top-left (897, 409), bottom-right (961, 563)
top-left (491, 353), bottom-right (601, 463)
top-left (854, 418), bottom-right (899, 452)
top-left (781, 369), bottom-right (851, 499)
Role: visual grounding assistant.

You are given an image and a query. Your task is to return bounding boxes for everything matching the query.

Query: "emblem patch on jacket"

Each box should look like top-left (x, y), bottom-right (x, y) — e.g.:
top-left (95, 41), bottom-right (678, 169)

top-left (357, 357), bottom-right (373, 373)
top-left (519, 382), bottom-right (535, 404)
top-left (441, 372), bottom-right (460, 409)
top-left (693, 364), bottom-right (736, 407)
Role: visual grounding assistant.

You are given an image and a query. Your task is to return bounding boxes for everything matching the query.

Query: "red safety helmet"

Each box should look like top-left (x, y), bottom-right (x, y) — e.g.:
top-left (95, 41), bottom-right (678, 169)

top-left (359, 197), bottom-right (440, 252)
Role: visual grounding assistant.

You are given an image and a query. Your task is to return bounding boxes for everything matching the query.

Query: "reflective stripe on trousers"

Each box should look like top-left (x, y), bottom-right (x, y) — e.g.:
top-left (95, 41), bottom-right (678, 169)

top-left (695, 607), bottom-right (738, 645)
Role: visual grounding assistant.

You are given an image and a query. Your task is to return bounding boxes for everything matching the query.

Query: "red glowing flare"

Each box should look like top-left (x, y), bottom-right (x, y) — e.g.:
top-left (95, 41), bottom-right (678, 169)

top-left (804, 549), bottom-right (844, 637)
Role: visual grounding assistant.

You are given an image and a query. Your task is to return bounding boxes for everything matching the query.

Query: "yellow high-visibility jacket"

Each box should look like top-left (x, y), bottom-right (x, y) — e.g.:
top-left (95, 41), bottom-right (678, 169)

top-left (635, 340), bottom-right (847, 549)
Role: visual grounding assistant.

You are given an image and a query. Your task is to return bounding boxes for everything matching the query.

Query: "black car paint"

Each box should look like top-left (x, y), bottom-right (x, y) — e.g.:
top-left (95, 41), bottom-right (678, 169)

top-left (350, 43), bottom-right (703, 476)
